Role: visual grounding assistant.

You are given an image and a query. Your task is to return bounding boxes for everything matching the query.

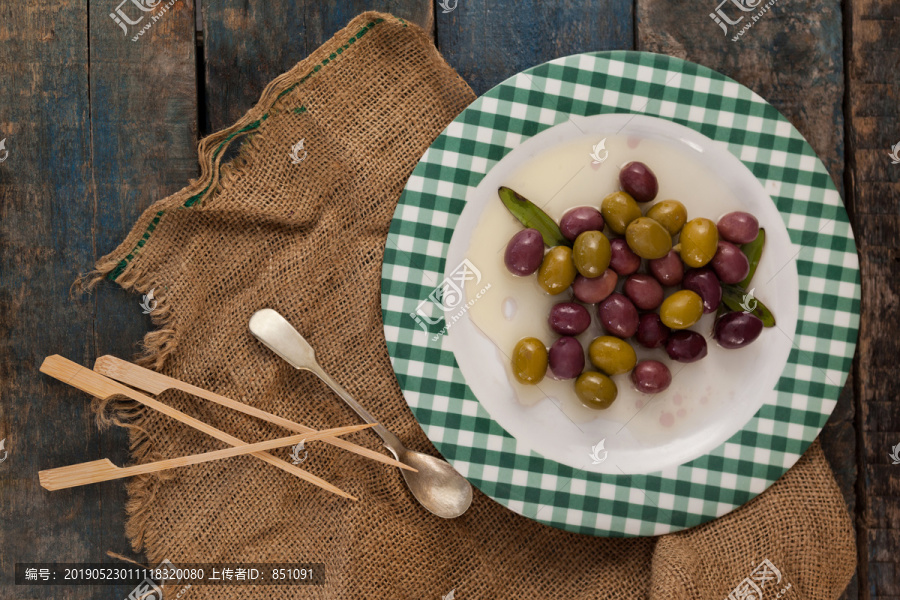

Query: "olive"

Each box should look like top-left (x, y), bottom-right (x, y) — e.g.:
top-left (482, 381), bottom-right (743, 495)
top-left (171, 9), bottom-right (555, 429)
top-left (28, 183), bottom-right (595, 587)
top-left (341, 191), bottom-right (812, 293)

top-left (609, 238), bottom-right (641, 276)
top-left (549, 337), bottom-right (586, 379)
top-left (548, 302), bottom-right (591, 336)
top-left (648, 249), bottom-right (684, 287)
top-left (678, 218), bottom-right (719, 268)
top-left (711, 240), bottom-right (750, 284)
top-left (682, 268), bottom-right (722, 313)
top-left (597, 292), bottom-right (639, 338)
top-left (588, 335), bottom-right (637, 376)
top-left (573, 230), bottom-right (611, 278)
top-left (624, 274), bottom-right (664, 310)
top-left (601, 191), bottom-right (642, 235)
top-left (636, 313), bottom-right (670, 349)
top-left (659, 290), bottom-right (704, 330)
top-left (537, 246), bottom-right (576, 295)
top-left (665, 330), bottom-right (708, 363)
top-left (631, 360), bottom-right (672, 394)
top-left (575, 371), bottom-right (618, 410)
top-left (646, 200), bottom-right (687, 235)
top-left (625, 217), bottom-right (672, 260)
top-left (512, 337), bottom-right (548, 384)
top-left (572, 269), bottom-right (618, 304)
top-left (560, 207), bottom-right (605, 241)
top-left (717, 211), bottom-right (759, 245)
top-left (714, 311), bottom-right (763, 349)
top-left (618, 161), bottom-right (658, 203)
top-left (504, 228), bottom-right (545, 276)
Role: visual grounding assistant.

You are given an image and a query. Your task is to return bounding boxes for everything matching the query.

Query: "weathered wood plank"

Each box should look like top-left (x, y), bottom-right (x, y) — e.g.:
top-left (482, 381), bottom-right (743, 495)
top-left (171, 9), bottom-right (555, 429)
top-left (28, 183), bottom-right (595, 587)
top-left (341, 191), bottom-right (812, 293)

top-left (636, 1), bottom-right (857, 598)
top-left (0, 2), bottom-right (103, 599)
top-left (436, 0), bottom-right (634, 96)
top-left (87, 0), bottom-right (199, 584)
top-left (201, 1), bottom-right (433, 132)
top-left (845, 0), bottom-right (900, 598)
top-left (0, 1), bottom-right (199, 599)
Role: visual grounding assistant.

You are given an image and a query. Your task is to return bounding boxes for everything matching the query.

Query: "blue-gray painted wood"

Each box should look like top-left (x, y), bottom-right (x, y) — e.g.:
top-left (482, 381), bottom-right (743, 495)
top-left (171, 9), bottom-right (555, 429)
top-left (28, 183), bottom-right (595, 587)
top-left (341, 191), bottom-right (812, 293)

top-left (436, 0), bottom-right (634, 96)
top-left (202, 1), bottom-right (433, 132)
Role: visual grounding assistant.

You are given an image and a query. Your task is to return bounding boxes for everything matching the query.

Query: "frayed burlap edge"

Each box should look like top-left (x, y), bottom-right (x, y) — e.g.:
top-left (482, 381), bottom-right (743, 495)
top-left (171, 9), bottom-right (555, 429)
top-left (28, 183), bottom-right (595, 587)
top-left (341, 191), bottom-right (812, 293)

top-left (73, 12), bottom-right (435, 558)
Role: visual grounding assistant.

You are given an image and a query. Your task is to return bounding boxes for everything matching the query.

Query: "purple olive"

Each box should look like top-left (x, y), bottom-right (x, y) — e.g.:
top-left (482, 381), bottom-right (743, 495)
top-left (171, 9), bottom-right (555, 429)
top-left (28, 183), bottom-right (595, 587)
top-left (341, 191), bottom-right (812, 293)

top-left (711, 241), bottom-right (750, 284)
top-left (597, 292), bottom-right (639, 338)
top-left (609, 238), bottom-right (641, 276)
top-left (714, 311), bottom-right (763, 349)
top-left (624, 274), bottom-right (664, 311)
top-left (682, 268), bottom-right (723, 314)
top-left (560, 207), bottom-right (605, 242)
top-left (717, 211), bottom-right (759, 245)
top-left (572, 269), bottom-right (618, 304)
top-left (631, 360), bottom-right (672, 394)
top-left (549, 337), bottom-right (586, 379)
top-left (504, 228), bottom-right (545, 276)
top-left (618, 161), bottom-right (659, 203)
top-left (649, 249), bottom-right (684, 287)
top-left (636, 313), bottom-right (670, 349)
top-left (548, 302), bottom-right (591, 336)
top-left (665, 330), bottom-right (708, 363)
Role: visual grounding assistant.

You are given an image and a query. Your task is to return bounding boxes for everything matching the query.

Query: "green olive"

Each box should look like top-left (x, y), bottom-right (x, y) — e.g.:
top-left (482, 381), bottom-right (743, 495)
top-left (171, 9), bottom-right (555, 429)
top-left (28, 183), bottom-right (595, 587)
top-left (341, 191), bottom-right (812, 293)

top-left (646, 200), bottom-right (688, 235)
top-left (588, 336), bottom-right (637, 376)
top-left (601, 191), bottom-right (642, 235)
top-left (575, 371), bottom-right (618, 409)
top-left (573, 230), bottom-right (611, 277)
top-left (659, 290), bottom-right (704, 329)
top-left (512, 337), bottom-right (548, 385)
top-left (678, 218), bottom-right (719, 268)
top-left (624, 217), bottom-right (672, 260)
top-left (537, 246), bottom-right (577, 295)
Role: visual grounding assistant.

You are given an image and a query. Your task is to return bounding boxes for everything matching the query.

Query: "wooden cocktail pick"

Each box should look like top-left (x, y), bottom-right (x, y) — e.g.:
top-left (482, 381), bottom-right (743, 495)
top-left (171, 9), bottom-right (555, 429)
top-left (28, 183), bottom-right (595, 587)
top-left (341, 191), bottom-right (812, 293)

top-left (39, 423), bottom-right (373, 491)
top-left (40, 355), bottom-right (358, 500)
top-left (93, 355), bottom-right (415, 472)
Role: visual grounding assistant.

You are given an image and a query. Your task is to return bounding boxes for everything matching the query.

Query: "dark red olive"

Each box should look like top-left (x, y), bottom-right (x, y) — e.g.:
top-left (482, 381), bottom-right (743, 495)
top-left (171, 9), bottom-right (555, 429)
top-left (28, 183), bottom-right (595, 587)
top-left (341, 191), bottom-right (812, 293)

top-left (665, 330), bottom-right (708, 363)
top-left (714, 311), bottom-right (764, 349)
top-left (618, 161), bottom-right (659, 203)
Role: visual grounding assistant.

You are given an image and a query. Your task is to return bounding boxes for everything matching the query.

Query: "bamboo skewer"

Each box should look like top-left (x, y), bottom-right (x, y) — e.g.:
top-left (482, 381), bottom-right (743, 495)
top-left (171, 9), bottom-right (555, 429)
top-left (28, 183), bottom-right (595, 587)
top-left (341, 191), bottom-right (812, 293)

top-left (39, 423), bottom-right (374, 491)
top-left (93, 355), bottom-right (416, 473)
top-left (40, 355), bottom-right (357, 500)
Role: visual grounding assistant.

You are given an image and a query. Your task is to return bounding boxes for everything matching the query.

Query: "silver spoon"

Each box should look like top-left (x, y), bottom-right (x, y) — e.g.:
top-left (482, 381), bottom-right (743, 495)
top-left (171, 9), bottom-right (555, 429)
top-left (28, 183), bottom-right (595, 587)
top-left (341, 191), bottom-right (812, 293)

top-left (248, 308), bottom-right (473, 518)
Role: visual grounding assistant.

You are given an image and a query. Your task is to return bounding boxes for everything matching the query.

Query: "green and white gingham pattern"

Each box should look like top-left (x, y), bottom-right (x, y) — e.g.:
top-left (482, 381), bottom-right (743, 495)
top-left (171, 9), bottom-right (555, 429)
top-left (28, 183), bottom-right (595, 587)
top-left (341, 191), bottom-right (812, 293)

top-left (380, 51), bottom-right (860, 537)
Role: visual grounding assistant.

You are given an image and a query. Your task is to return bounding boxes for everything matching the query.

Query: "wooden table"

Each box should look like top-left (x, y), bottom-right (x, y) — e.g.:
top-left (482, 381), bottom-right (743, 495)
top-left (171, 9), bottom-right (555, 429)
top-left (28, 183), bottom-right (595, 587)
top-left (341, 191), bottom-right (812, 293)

top-left (0, 1), bottom-right (895, 598)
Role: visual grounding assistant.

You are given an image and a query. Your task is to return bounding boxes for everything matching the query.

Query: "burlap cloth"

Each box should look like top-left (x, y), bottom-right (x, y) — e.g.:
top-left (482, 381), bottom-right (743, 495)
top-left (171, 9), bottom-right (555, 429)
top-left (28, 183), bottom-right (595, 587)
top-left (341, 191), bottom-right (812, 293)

top-left (85, 12), bottom-right (855, 599)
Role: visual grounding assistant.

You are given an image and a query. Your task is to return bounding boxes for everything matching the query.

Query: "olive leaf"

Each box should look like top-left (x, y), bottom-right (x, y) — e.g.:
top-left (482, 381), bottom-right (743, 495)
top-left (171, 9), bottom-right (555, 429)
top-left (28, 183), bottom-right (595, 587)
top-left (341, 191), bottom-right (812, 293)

top-left (498, 187), bottom-right (570, 247)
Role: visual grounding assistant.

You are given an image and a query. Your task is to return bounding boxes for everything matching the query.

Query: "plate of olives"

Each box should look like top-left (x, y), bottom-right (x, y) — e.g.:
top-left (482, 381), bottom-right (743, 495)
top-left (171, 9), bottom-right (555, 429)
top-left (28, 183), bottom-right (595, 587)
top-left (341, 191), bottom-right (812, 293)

top-left (382, 51), bottom-right (860, 536)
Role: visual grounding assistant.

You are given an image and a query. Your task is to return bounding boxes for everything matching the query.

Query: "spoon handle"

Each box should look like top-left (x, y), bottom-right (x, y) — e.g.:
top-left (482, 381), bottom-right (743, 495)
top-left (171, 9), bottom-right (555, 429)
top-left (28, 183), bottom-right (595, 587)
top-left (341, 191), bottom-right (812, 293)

top-left (308, 365), bottom-right (404, 451)
top-left (249, 309), bottom-right (404, 452)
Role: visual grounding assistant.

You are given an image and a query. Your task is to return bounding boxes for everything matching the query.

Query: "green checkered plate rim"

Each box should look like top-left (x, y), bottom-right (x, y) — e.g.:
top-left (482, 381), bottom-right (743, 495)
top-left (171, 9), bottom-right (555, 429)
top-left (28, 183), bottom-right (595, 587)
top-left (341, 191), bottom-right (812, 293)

top-left (380, 51), bottom-right (860, 537)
